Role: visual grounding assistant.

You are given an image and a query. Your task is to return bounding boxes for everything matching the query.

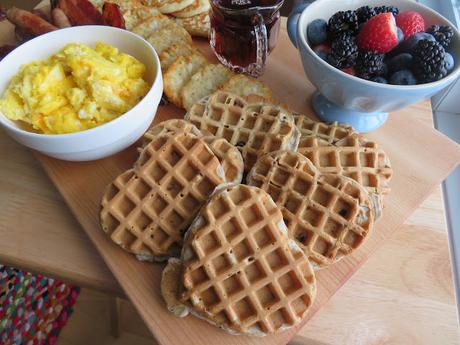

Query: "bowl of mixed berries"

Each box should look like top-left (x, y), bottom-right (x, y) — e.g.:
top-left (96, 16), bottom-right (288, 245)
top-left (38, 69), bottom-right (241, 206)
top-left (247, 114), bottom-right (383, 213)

top-left (287, 0), bottom-right (460, 132)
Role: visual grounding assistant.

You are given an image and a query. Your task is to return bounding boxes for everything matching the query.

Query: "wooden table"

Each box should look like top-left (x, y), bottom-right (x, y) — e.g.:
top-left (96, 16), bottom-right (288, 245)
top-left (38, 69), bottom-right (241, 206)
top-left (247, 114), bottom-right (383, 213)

top-left (1, 3), bottom-right (459, 341)
top-left (1, 98), bottom-right (459, 344)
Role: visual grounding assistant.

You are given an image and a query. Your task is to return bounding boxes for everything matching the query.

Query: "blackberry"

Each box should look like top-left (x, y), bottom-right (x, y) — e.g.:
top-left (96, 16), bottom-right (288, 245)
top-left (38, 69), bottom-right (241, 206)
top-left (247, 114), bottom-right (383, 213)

top-left (427, 25), bottom-right (454, 48)
top-left (328, 10), bottom-right (359, 37)
top-left (355, 51), bottom-right (386, 79)
top-left (413, 39), bottom-right (448, 83)
top-left (374, 5), bottom-right (399, 16)
top-left (356, 6), bottom-right (376, 24)
top-left (327, 34), bottom-right (358, 69)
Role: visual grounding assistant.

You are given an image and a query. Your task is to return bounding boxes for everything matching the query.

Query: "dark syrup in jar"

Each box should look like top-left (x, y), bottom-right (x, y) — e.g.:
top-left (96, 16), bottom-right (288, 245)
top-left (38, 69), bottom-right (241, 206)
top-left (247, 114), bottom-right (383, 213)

top-left (210, 0), bottom-right (282, 71)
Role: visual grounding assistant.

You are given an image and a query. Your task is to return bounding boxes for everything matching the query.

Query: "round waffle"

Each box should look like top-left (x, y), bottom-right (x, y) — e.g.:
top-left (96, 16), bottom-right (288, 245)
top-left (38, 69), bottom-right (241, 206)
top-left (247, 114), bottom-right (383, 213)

top-left (297, 134), bottom-right (392, 219)
top-left (140, 120), bottom-right (244, 185)
top-left (293, 113), bottom-right (355, 144)
top-left (174, 184), bottom-right (316, 335)
top-left (247, 150), bottom-right (374, 269)
top-left (100, 132), bottom-right (226, 261)
top-left (185, 91), bottom-right (300, 172)
top-left (143, 119), bottom-right (202, 144)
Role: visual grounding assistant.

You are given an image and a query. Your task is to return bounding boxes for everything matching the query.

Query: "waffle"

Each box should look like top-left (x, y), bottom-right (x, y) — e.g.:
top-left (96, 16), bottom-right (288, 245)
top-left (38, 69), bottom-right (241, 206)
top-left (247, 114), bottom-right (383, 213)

top-left (297, 134), bottom-right (392, 219)
top-left (202, 136), bottom-right (244, 185)
top-left (140, 120), bottom-right (243, 185)
top-left (142, 119), bottom-right (202, 145)
top-left (293, 114), bottom-right (355, 144)
top-left (185, 91), bottom-right (300, 172)
top-left (100, 132), bottom-right (226, 261)
top-left (176, 184), bottom-right (316, 335)
top-left (247, 150), bottom-right (374, 268)
top-left (162, 258), bottom-right (190, 317)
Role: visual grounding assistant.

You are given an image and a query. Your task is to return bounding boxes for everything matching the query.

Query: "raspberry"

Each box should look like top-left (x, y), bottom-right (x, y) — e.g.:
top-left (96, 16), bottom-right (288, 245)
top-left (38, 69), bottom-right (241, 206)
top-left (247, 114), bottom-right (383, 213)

top-left (341, 67), bottom-right (356, 76)
top-left (396, 11), bottom-right (425, 39)
top-left (357, 13), bottom-right (399, 53)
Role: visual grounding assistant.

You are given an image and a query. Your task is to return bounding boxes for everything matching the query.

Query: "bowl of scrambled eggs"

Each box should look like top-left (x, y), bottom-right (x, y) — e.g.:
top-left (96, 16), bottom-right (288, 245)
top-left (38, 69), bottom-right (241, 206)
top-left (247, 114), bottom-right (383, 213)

top-left (0, 25), bottom-right (163, 161)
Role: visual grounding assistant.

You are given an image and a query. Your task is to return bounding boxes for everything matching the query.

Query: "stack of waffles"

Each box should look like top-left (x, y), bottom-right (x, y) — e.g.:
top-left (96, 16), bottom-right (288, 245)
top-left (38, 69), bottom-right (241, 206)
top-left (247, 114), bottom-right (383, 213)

top-left (99, 91), bottom-right (393, 336)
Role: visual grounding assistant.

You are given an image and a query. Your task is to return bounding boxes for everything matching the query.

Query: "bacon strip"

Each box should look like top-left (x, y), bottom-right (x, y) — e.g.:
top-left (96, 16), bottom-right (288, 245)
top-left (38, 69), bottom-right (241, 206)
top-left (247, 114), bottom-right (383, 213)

top-left (6, 7), bottom-right (57, 36)
top-left (76, 0), bottom-right (103, 24)
top-left (58, 0), bottom-right (102, 26)
top-left (102, 3), bottom-right (126, 29)
top-left (51, 8), bottom-right (71, 28)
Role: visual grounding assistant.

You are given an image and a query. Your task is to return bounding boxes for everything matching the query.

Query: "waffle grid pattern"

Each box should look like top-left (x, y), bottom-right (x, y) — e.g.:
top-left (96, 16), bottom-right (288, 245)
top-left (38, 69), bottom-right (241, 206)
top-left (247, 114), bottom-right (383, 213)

top-left (186, 91), bottom-right (299, 172)
top-left (101, 133), bottom-right (225, 259)
top-left (139, 120), bottom-right (243, 185)
top-left (202, 136), bottom-right (244, 185)
top-left (180, 185), bottom-right (315, 335)
top-left (298, 135), bottom-right (392, 195)
top-left (142, 119), bottom-right (202, 145)
top-left (248, 151), bottom-right (373, 267)
top-left (293, 114), bottom-right (354, 144)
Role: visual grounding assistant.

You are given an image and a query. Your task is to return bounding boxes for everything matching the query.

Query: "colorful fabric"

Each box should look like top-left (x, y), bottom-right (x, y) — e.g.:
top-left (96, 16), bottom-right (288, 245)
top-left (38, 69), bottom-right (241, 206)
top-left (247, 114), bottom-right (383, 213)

top-left (0, 265), bottom-right (79, 345)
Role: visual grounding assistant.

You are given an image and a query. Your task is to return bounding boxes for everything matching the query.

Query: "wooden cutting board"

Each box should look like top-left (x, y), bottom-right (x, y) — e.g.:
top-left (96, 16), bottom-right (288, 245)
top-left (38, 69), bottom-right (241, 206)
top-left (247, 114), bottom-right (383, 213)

top-left (2, 12), bottom-right (460, 345)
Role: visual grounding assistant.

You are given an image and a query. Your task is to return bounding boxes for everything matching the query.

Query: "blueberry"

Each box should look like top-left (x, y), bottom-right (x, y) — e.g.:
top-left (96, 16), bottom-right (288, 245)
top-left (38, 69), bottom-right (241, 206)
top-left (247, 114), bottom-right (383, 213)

top-left (445, 52), bottom-right (455, 72)
top-left (390, 32), bottom-right (436, 56)
top-left (307, 19), bottom-right (328, 46)
top-left (389, 69), bottom-right (417, 85)
top-left (314, 49), bottom-right (329, 61)
top-left (397, 27), bottom-right (404, 43)
top-left (370, 76), bottom-right (388, 84)
top-left (414, 32), bottom-right (436, 42)
top-left (388, 53), bottom-right (413, 73)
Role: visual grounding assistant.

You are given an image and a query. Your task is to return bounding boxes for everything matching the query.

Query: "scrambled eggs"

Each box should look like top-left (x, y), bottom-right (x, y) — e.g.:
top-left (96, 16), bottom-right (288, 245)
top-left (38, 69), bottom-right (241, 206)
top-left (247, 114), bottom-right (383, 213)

top-left (0, 42), bottom-right (150, 134)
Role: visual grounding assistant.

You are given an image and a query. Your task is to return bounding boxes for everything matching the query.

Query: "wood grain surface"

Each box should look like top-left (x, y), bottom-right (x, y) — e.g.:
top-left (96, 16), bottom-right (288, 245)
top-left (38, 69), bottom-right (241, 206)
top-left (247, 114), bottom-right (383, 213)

top-left (1, 14), bottom-right (460, 345)
top-left (36, 39), bottom-right (460, 345)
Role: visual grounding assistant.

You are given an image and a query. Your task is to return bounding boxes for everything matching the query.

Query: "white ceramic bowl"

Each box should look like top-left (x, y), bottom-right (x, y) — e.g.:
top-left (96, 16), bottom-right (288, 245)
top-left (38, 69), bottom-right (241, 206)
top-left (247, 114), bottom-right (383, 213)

top-left (288, 0), bottom-right (460, 132)
top-left (0, 25), bottom-right (163, 161)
